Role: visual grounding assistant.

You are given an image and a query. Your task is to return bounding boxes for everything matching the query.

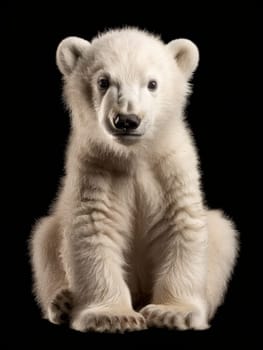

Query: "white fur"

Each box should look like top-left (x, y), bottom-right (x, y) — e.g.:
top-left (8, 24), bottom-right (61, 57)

top-left (30, 28), bottom-right (238, 333)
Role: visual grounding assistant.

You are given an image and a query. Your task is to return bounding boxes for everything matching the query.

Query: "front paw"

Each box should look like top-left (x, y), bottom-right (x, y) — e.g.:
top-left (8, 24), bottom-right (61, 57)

top-left (71, 307), bottom-right (147, 333)
top-left (140, 304), bottom-right (209, 330)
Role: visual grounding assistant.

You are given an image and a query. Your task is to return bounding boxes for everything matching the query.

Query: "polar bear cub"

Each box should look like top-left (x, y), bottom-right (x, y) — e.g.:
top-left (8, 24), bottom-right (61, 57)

top-left (30, 28), bottom-right (238, 332)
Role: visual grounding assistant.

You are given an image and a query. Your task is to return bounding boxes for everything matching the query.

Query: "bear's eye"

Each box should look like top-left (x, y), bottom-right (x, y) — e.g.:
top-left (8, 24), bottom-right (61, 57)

top-left (98, 77), bottom-right (110, 91)
top-left (148, 80), bottom-right (158, 91)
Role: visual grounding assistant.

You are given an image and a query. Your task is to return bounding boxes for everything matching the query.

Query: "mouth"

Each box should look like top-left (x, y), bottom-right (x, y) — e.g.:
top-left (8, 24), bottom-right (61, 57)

top-left (112, 131), bottom-right (143, 144)
top-left (113, 132), bottom-right (142, 137)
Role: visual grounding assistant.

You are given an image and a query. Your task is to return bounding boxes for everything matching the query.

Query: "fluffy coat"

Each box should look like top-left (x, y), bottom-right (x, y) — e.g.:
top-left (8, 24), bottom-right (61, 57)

top-left (30, 28), bottom-right (238, 332)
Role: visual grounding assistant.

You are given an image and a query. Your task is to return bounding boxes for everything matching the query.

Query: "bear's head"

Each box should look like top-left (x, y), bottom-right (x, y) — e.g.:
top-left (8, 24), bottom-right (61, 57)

top-left (56, 28), bottom-right (199, 149)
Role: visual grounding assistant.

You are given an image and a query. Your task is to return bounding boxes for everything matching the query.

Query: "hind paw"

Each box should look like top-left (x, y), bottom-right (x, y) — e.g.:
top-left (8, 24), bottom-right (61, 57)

top-left (47, 289), bottom-right (73, 324)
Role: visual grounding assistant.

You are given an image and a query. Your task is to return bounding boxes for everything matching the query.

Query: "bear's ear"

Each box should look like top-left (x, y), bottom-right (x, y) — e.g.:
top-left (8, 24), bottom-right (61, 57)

top-left (167, 39), bottom-right (199, 79)
top-left (56, 37), bottom-right (91, 76)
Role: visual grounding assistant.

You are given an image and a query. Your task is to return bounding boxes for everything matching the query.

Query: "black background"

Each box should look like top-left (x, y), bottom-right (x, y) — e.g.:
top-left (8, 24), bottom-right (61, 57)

top-left (9, 2), bottom-right (257, 347)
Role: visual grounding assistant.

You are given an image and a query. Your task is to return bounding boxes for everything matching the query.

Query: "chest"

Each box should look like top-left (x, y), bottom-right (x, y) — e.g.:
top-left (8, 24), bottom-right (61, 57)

top-left (134, 163), bottom-right (165, 229)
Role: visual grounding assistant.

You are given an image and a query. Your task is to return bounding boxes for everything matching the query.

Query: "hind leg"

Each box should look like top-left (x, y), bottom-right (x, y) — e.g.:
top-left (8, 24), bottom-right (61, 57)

top-left (30, 216), bottom-right (71, 324)
top-left (206, 210), bottom-right (239, 319)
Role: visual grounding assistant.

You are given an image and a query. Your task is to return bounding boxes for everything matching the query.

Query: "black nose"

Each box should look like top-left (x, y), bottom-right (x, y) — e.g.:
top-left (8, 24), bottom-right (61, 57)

top-left (113, 114), bottom-right (141, 130)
